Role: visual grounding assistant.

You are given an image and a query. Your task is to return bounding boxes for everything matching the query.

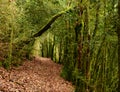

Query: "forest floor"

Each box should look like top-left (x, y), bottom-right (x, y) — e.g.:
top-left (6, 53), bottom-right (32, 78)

top-left (0, 57), bottom-right (74, 92)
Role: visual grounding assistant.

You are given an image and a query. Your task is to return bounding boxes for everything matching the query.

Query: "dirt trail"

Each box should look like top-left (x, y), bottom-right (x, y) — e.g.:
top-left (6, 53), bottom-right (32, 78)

top-left (0, 57), bottom-right (74, 92)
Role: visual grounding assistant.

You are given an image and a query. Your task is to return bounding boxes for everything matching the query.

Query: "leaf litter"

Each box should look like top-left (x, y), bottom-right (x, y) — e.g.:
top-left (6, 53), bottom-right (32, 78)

top-left (0, 57), bottom-right (74, 92)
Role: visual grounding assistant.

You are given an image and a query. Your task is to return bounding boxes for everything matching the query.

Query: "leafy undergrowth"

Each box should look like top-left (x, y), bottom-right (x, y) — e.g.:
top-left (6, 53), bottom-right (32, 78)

top-left (0, 57), bottom-right (74, 92)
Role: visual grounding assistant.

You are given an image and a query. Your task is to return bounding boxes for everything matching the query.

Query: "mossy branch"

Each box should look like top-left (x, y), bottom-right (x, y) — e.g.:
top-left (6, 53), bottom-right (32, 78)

top-left (33, 7), bottom-right (72, 37)
top-left (14, 7), bottom-right (73, 46)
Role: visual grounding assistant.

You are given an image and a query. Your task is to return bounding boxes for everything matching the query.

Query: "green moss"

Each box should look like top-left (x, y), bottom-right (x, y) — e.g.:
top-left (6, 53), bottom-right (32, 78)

top-left (0, 62), bottom-right (2, 67)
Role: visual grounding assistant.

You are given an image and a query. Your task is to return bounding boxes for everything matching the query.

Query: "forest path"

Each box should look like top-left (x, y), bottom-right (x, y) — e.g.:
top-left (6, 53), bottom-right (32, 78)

top-left (0, 57), bottom-right (74, 92)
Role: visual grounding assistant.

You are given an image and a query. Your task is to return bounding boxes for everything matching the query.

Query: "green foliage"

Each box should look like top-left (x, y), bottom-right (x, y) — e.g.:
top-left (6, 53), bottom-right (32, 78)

top-left (0, 62), bottom-right (2, 67)
top-left (44, 0), bottom-right (118, 92)
top-left (0, 0), bottom-right (118, 92)
top-left (2, 58), bottom-right (11, 70)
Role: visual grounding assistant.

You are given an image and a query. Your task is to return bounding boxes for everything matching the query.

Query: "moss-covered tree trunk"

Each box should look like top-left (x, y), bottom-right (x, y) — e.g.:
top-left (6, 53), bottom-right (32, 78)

top-left (83, 5), bottom-right (90, 92)
top-left (32, 38), bottom-right (40, 57)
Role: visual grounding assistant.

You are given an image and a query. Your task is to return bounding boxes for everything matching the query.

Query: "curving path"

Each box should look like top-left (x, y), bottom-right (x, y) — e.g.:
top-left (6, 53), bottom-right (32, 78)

top-left (0, 57), bottom-right (74, 92)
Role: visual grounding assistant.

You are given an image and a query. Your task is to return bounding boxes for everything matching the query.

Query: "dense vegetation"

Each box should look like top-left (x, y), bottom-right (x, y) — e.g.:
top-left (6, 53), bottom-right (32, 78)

top-left (0, 0), bottom-right (119, 92)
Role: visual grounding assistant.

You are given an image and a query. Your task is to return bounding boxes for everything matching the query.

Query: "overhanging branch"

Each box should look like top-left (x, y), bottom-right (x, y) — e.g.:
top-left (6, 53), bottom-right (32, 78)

top-left (33, 7), bottom-right (72, 37)
top-left (14, 7), bottom-right (73, 46)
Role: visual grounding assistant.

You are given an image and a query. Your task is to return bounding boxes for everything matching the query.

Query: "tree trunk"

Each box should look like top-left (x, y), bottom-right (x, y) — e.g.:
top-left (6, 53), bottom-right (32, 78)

top-left (83, 6), bottom-right (90, 92)
top-left (32, 38), bottom-right (40, 57)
